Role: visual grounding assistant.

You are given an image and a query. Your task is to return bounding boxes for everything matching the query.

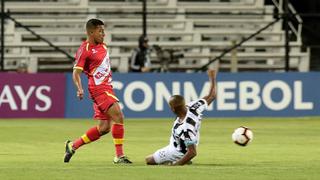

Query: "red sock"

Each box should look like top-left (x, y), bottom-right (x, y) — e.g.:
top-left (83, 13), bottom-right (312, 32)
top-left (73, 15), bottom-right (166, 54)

top-left (112, 123), bottom-right (124, 157)
top-left (72, 126), bottom-right (101, 150)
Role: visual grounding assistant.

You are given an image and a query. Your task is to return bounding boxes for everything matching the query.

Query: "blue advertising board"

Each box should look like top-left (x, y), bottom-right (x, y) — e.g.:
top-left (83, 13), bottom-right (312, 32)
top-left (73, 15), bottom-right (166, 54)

top-left (65, 72), bottom-right (320, 118)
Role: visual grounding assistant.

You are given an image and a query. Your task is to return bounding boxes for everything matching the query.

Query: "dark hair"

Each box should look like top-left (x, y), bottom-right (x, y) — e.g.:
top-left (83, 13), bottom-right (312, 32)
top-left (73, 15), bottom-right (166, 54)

top-left (86, 19), bottom-right (104, 31)
top-left (169, 95), bottom-right (185, 107)
top-left (169, 95), bottom-right (185, 114)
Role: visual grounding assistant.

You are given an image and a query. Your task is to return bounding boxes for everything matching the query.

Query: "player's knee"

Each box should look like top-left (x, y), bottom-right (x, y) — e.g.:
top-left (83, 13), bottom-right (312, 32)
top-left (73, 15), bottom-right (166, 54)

top-left (98, 124), bottom-right (110, 135)
top-left (145, 156), bottom-right (156, 165)
top-left (111, 112), bottom-right (124, 124)
top-left (107, 103), bottom-right (124, 124)
top-left (145, 157), bottom-right (151, 165)
top-left (99, 128), bottom-right (110, 135)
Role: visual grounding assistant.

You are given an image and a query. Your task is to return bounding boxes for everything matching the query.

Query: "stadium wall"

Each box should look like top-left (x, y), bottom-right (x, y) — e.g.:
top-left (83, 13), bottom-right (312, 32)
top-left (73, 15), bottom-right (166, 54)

top-left (0, 72), bottom-right (319, 118)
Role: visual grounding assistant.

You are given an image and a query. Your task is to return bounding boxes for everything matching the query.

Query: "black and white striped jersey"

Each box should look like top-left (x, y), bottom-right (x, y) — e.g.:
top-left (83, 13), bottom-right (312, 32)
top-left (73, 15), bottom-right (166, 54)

top-left (169, 99), bottom-right (208, 154)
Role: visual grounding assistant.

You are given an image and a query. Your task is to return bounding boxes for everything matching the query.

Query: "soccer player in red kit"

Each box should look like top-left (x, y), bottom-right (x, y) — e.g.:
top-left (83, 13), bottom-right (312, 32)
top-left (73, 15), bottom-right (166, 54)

top-left (64, 19), bottom-right (132, 164)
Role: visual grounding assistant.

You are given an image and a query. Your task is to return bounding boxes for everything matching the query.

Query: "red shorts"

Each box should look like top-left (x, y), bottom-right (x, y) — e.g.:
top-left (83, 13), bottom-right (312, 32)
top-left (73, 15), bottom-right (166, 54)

top-left (91, 88), bottom-right (119, 121)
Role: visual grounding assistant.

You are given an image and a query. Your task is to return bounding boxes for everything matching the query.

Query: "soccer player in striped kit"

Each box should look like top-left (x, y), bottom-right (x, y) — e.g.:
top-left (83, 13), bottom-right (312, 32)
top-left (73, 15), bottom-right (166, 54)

top-left (145, 70), bottom-right (217, 165)
top-left (64, 19), bottom-right (132, 164)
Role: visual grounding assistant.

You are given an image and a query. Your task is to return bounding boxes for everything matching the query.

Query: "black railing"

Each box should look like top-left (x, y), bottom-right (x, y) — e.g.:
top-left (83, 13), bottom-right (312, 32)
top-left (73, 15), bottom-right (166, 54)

top-left (197, 18), bottom-right (281, 72)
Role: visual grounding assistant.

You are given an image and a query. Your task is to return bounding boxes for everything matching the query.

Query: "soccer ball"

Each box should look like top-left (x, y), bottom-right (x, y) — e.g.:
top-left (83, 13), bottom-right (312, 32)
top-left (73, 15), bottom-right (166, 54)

top-left (232, 126), bottom-right (253, 146)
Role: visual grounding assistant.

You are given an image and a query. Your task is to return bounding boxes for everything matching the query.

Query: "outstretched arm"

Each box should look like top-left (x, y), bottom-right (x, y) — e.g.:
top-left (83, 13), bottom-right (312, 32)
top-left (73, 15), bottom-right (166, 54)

top-left (72, 68), bottom-right (84, 100)
top-left (202, 69), bottom-right (217, 105)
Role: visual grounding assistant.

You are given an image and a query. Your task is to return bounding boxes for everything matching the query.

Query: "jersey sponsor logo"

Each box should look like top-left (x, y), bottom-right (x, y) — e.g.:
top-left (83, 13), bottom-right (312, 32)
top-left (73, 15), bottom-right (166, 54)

top-left (93, 54), bottom-right (111, 85)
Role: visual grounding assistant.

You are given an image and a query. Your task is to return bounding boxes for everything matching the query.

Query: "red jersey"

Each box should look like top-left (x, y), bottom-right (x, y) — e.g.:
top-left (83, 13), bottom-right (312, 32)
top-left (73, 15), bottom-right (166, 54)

top-left (74, 41), bottom-right (113, 97)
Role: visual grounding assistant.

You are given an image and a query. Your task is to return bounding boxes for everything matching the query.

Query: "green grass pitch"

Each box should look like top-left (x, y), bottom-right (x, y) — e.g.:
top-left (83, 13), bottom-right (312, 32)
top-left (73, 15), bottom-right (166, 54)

top-left (0, 117), bottom-right (319, 180)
